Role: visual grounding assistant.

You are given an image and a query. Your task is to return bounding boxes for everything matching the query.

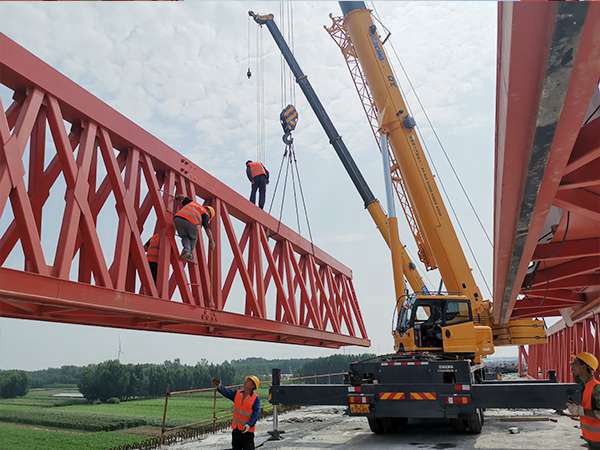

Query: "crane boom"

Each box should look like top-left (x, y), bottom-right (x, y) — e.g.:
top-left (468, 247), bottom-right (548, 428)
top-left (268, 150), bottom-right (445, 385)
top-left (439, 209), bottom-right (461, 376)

top-left (249, 11), bottom-right (426, 296)
top-left (339, 1), bottom-right (489, 320)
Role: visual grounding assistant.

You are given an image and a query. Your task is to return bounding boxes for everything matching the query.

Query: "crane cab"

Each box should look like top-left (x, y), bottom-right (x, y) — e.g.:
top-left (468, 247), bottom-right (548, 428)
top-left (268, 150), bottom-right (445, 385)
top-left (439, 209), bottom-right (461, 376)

top-left (394, 294), bottom-right (494, 361)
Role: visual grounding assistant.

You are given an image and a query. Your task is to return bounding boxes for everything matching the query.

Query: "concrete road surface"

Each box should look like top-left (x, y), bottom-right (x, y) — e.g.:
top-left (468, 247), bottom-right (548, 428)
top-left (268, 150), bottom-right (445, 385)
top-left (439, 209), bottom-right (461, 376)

top-left (172, 406), bottom-right (586, 450)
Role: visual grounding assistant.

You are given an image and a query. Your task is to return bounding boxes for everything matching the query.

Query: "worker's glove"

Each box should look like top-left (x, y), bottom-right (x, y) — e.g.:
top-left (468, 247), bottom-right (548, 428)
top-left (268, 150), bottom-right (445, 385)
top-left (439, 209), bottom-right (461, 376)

top-left (566, 401), bottom-right (584, 416)
top-left (212, 377), bottom-right (221, 387)
top-left (242, 424), bottom-right (250, 433)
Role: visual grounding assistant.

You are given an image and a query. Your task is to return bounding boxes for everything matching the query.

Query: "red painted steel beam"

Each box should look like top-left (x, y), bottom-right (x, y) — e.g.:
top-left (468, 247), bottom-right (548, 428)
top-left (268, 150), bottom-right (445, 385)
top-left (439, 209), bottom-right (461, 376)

top-left (563, 117), bottom-right (600, 175)
top-left (0, 33), bottom-right (347, 275)
top-left (532, 238), bottom-right (600, 261)
top-left (514, 298), bottom-right (585, 311)
top-left (554, 189), bottom-right (600, 221)
top-left (524, 290), bottom-right (586, 304)
top-left (0, 268), bottom-right (367, 348)
top-left (522, 312), bottom-right (599, 382)
top-left (522, 274), bottom-right (600, 290)
top-left (494, 3), bottom-right (600, 324)
top-left (0, 33), bottom-right (370, 348)
top-left (529, 257), bottom-right (600, 287)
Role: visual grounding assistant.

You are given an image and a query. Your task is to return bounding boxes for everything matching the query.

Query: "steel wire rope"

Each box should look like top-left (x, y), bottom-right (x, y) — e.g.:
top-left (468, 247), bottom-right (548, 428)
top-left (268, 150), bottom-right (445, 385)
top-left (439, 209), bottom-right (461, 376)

top-left (289, 146), bottom-right (302, 234)
top-left (291, 146), bottom-right (316, 254)
top-left (369, 2), bottom-right (492, 297)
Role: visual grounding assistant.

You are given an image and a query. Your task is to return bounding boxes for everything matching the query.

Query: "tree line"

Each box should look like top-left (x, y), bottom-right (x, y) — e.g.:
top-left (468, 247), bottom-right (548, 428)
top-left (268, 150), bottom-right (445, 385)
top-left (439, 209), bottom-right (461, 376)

top-left (78, 359), bottom-right (235, 402)
top-left (3, 354), bottom-right (376, 401)
top-left (0, 370), bottom-right (29, 398)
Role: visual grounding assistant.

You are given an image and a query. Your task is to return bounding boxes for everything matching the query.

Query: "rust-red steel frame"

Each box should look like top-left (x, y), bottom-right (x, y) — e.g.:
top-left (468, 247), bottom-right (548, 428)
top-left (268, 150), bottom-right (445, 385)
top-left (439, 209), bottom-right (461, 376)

top-left (0, 33), bottom-right (369, 348)
top-left (494, 2), bottom-right (600, 325)
top-left (519, 312), bottom-right (599, 382)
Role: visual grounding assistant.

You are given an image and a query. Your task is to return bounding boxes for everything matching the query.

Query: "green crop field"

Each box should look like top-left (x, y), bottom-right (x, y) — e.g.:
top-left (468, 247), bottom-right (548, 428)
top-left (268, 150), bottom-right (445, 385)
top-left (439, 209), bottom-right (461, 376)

top-left (0, 422), bottom-right (145, 450)
top-left (0, 387), bottom-right (272, 449)
top-left (58, 387), bottom-right (272, 426)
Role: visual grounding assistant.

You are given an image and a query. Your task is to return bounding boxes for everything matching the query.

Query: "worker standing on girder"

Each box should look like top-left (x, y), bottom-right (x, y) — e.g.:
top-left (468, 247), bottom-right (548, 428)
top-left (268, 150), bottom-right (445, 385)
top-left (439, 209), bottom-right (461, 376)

top-left (246, 160), bottom-right (269, 209)
top-left (143, 233), bottom-right (160, 282)
top-left (567, 352), bottom-right (600, 449)
top-left (174, 196), bottom-right (215, 262)
top-left (213, 375), bottom-right (261, 450)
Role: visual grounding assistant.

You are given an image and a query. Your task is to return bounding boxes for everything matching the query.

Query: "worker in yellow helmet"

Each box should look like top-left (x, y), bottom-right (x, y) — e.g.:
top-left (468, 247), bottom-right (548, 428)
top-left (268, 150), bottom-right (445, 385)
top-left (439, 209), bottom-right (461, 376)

top-left (213, 375), bottom-right (261, 450)
top-left (567, 352), bottom-right (600, 449)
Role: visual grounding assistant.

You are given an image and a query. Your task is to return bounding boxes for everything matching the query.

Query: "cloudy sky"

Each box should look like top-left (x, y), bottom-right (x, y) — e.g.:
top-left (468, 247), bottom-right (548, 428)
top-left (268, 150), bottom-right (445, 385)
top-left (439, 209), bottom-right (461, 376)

top-left (0, 1), bottom-right (508, 370)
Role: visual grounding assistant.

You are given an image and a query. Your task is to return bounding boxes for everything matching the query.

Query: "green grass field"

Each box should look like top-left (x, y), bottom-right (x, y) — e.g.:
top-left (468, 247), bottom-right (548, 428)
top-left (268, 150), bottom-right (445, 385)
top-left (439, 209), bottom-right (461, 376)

top-left (0, 387), bottom-right (271, 449)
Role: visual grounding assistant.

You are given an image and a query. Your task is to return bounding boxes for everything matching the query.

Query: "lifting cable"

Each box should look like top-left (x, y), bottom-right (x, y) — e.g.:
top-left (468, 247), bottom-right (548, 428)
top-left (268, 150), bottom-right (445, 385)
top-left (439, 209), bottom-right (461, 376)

top-left (261, 2), bottom-right (314, 249)
top-left (370, 2), bottom-right (492, 297)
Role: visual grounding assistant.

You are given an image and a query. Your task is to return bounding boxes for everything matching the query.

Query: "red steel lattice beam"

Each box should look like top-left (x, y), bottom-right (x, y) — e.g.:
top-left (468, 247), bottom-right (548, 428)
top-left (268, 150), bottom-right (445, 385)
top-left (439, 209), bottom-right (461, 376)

top-left (0, 33), bottom-right (369, 348)
top-left (494, 3), bottom-right (600, 324)
top-left (520, 313), bottom-right (600, 382)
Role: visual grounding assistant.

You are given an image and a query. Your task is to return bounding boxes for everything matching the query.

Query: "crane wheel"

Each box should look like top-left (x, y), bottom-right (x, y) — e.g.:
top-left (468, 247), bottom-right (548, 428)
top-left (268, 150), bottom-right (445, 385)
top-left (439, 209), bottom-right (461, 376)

top-left (455, 408), bottom-right (483, 434)
top-left (367, 417), bottom-right (384, 434)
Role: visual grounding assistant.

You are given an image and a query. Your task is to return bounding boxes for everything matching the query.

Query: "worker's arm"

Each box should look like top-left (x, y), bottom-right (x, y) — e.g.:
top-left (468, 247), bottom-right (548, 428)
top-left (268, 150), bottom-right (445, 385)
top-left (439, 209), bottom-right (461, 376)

top-left (584, 385), bottom-right (600, 419)
top-left (246, 167), bottom-right (254, 183)
top-left (201, 214), bottom-right (215, 249)
top-left (247, 396), bottom-right (261, 427)
top-left (265, 167), bottom-right (270, 183)
top-left (216, 384), bottom-right (236, 402)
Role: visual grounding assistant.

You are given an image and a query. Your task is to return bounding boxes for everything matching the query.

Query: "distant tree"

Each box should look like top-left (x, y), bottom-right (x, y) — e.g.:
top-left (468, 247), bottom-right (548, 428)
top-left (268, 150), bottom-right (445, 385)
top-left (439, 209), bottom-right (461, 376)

top-left (29, 365), bottom-right (84, 388)
top-left (298, 354), bottom-right (375, 377)
top-left (78, 360), bottom-right (130, 402)
top-left (0, 371), bottom-right (29, 398)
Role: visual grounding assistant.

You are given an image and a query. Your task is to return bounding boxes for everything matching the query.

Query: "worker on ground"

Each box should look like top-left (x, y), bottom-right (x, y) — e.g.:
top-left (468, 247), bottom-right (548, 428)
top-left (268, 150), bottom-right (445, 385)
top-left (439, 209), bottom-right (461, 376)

top-left (567, 352), bottom-right (600, 449)
top-left (143, 233), bottom-right (160, 282)
top-left (212, 375), bottom-right (261, 450)
top-left (174, 195), bottom-right (215, 262)
top-left (246, 160), bottom-right (269, 209)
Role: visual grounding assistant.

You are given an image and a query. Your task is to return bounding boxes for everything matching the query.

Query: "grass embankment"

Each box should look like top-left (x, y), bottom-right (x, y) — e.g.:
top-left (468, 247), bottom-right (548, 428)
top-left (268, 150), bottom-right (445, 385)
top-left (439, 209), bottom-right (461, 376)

top-left (0, 386), bottom-right (271, 449)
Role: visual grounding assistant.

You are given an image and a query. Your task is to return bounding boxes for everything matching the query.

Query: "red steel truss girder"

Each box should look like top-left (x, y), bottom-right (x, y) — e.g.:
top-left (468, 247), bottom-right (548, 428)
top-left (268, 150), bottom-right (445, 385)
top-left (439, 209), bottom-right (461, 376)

top-left (519, 313), bottom-right (600, 382)
top-left (494, 3), bottom-right (600, 324)
top-left (0, 33), bottom-right (369, 348)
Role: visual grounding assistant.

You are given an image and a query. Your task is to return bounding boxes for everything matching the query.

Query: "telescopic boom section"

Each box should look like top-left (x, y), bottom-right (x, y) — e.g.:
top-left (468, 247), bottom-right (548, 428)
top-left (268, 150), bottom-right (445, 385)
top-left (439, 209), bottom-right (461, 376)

top-left (249, 11), bottom-right (426, 297)
top-left (338, 2), bottom-right (488, 318)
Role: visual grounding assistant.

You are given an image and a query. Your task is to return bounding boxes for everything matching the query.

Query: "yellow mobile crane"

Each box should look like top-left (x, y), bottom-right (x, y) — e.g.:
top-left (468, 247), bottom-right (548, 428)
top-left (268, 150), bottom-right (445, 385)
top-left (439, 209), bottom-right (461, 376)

top-left (252, 2), bottom-right (575, 435)
top-left (336, 3), bottom-right (547, 358)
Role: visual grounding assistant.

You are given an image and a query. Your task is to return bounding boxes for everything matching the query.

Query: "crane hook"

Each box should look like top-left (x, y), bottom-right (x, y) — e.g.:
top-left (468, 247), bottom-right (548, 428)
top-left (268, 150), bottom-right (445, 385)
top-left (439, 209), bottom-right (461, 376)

top-left (247, 67), bottom-right (252, 79)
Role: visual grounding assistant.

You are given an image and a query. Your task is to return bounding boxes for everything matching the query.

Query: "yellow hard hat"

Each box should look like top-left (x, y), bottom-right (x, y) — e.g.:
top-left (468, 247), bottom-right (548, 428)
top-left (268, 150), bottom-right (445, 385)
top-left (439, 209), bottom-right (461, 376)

top-left (574, 352), bottom-right (599, 371)
top-left (246, 375), bottom-right (260, 390)
top-left (205, 206), bottom-right (215, 221)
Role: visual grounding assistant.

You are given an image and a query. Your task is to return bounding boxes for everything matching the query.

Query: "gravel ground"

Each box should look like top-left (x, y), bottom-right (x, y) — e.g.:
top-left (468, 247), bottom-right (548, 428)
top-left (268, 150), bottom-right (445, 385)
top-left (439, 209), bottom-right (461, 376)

top-left (169, 406), bottom-right (586, 450)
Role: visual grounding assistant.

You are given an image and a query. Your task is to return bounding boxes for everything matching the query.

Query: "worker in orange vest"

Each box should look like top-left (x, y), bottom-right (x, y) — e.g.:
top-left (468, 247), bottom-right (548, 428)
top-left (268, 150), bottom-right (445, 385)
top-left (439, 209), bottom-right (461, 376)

top-left (213, 375), bottom-right (261, 450)
top-left (143, 233), bottom-right (160, 282)
top-left (567, 352), bottom-right (600, 449)
top-left (174, 196), bottom-right (215, 262)
top-left (246, 160), bottom-right (269, 210)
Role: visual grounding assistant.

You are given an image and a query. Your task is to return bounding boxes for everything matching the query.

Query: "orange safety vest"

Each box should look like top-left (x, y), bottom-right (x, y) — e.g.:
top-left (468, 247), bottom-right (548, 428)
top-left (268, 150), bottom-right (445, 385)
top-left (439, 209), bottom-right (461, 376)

top-left (231, 389), bottom-right (257, 433)
top-left (248, 161), bottom-right (266, 178)
top-left (175, 201), bottom-right (207, 226)
top-left (581, 378), bottom-right (600, 444)
top-left (146, 233), bottom-right (160, 263)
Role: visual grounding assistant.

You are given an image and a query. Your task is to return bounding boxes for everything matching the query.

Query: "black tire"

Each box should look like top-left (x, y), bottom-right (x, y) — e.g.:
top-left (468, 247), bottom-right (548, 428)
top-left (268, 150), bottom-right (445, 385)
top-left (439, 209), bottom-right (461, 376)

top-left (368, 417), bottom-right (385, 434)
top-left (464, 408), bottom-right (483, 434)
